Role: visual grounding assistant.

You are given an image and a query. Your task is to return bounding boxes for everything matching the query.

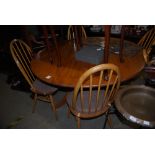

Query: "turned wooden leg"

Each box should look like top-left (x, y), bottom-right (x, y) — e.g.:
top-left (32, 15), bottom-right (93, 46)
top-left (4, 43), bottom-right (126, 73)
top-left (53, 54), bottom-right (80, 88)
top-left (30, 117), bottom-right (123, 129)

top-left (32, 93), bottom-right (38, 113)
top-left (49, 95), bottom-right (58, 120)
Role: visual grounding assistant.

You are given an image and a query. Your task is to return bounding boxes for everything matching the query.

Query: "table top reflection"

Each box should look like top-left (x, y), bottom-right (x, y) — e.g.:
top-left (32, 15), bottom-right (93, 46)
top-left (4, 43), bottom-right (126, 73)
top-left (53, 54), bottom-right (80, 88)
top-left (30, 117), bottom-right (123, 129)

top-left (31, 37), bottom-right (145, 88)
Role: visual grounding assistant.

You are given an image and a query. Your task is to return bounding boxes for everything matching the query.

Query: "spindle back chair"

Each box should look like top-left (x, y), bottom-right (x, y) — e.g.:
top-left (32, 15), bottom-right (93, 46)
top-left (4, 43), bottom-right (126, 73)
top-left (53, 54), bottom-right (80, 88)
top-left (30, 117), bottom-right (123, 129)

top-left (67, 25), bottom-right (87, 40)
top-left (138, 28), bottom-right (155, 51)
top-left (10, 39), bottom-right (58, 119)
top-left (67, 63), bottom-right (120, 128)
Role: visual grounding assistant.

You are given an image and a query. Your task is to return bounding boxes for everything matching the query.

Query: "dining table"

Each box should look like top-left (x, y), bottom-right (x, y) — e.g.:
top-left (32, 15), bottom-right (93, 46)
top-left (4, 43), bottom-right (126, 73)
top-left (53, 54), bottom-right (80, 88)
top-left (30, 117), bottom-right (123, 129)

top-left (31, 37), bottom-right (145, 88)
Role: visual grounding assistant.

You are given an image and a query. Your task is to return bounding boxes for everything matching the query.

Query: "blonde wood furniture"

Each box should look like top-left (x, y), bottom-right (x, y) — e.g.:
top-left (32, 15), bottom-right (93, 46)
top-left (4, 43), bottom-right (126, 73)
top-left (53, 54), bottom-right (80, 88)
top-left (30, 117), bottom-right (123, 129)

top-left (31, 37), bottom-right (145, 88)
top-left (10, 39), bottom-right (65, 120)
top-left (67, 25), bottom-right (87, 40)
top-left (67, 25), bottom-right (87, 52)
top-left (143, 48), bottom-right (155, 84)
top-left (138, 27), bottom-right (155, 51)
top-left (143, 48), bottom-right (155, 65)
top-left (66, 63), bottom-right (120, 128)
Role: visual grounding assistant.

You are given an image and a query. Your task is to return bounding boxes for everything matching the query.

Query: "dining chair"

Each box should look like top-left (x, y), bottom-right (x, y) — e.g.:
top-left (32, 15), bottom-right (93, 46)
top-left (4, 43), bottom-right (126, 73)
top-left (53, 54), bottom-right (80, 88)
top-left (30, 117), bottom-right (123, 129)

top-left (67, 25), bottom-right (87, 40)
top-left (138, 27), bottom-right (155, 51)
top-left (143, 48), bottom-right (155, 65)
top-left (67, 25), bottom-right (87, 52)
top-left (143, 48), bottom-right (155, 87)
top-left (10, 39), bottom-right (59, 120)
top-left (66, 63), bottom-right (120, 128)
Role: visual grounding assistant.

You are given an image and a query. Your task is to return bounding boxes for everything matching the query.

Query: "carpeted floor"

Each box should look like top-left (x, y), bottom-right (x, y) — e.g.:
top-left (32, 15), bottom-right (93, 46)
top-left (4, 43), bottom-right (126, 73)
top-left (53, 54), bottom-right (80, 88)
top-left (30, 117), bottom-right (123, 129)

top-left (0, 71), bottom-right (146, 129)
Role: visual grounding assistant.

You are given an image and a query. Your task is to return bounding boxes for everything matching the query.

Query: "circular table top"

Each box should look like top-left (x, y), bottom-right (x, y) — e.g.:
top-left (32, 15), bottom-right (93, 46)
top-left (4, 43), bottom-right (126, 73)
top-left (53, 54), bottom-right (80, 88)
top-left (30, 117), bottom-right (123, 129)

top-left (31, 37), bottom-right (145, 88)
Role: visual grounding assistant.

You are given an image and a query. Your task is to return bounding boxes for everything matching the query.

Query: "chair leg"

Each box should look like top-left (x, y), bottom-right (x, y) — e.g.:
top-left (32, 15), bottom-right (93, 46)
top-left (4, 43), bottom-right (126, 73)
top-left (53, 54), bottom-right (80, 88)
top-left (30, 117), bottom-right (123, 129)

top-left (67, 108), bottom-right (71, 118)
top-left (76, 116), bottom-right (80, 128)
top-left (103, 109), bottom-right (113, 129)
top-left (49, 95), bottom-right (58, 120)
top-left (103, 110), bottom-right (109, 129)
top-left (32, 93), bottom-right (38, 113)
top-left (107, 115), bottom-right (113, 128)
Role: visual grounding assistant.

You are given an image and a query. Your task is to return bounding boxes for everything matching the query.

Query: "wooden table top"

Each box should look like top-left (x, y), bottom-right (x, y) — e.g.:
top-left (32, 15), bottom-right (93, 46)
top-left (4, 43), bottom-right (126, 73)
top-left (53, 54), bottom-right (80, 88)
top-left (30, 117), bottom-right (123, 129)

top-left (31, 37), bottom-right (145, 88)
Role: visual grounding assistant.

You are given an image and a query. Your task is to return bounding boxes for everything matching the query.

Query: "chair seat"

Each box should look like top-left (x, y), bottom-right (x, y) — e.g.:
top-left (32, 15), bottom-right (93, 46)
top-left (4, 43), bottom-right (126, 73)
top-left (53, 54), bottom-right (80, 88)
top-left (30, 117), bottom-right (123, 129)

top-left (31, 79), bottom-right (58, 95)
top-left (67, 89), bottom-right (106, 113)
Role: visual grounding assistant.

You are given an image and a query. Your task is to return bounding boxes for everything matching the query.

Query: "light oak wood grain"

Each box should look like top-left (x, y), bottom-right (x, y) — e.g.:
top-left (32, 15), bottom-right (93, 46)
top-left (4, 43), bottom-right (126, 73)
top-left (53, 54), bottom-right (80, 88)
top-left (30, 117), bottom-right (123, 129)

top-left (31, 37), bottom-right (145, 88)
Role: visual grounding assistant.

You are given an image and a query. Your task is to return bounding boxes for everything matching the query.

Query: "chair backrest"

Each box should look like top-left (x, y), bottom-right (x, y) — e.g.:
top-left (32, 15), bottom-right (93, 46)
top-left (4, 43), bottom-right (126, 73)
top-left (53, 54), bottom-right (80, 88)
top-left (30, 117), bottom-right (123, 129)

top-left (71, 64), bottom-right (120, 116)
top-left (67, 25), bottom-right (87, 40)
top-left (143, 48), bottom-right (152, 64)
top-left (10, 39), bottom-right (35, 88)
top-left (138, 28), bottom-right (155, 50)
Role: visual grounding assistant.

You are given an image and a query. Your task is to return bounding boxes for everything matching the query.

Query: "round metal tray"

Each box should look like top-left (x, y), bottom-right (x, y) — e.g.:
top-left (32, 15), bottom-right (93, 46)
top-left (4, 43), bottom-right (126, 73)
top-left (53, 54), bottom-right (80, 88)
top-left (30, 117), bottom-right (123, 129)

top-left (115, 85), bottom-right (155, 128)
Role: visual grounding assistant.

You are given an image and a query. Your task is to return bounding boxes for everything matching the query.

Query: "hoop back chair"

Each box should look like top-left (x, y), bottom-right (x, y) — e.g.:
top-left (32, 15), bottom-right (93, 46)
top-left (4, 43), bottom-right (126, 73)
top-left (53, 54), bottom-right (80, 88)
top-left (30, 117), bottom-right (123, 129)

top-left (10, 39), bottom-right (58, 119)
top-left (138, 28), bottom-right (155, 51)
top-left (67, 25), bottom-right (87, 52)
top-left (143, 48), bottom-right (152, 65)
top-left (67, 25), bottom-right (87, 40)
top-left (143, 48), bottom-right (155, 65)
top-left (67, 64), bottom-right (120, 128)
top-left (143, 48), bottom-right (155, 87)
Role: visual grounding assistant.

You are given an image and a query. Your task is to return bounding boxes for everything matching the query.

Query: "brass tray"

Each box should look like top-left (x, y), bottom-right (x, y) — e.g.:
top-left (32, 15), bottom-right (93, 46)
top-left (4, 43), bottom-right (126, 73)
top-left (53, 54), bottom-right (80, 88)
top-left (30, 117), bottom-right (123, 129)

top-left (115, 85), bottom-right (155, 128)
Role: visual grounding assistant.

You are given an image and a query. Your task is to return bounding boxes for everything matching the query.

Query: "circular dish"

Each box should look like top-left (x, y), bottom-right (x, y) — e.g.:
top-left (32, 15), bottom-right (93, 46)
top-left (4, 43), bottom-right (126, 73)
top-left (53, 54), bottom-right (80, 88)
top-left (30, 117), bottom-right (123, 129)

top-left (115, 85), bottom-right (155, 128)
